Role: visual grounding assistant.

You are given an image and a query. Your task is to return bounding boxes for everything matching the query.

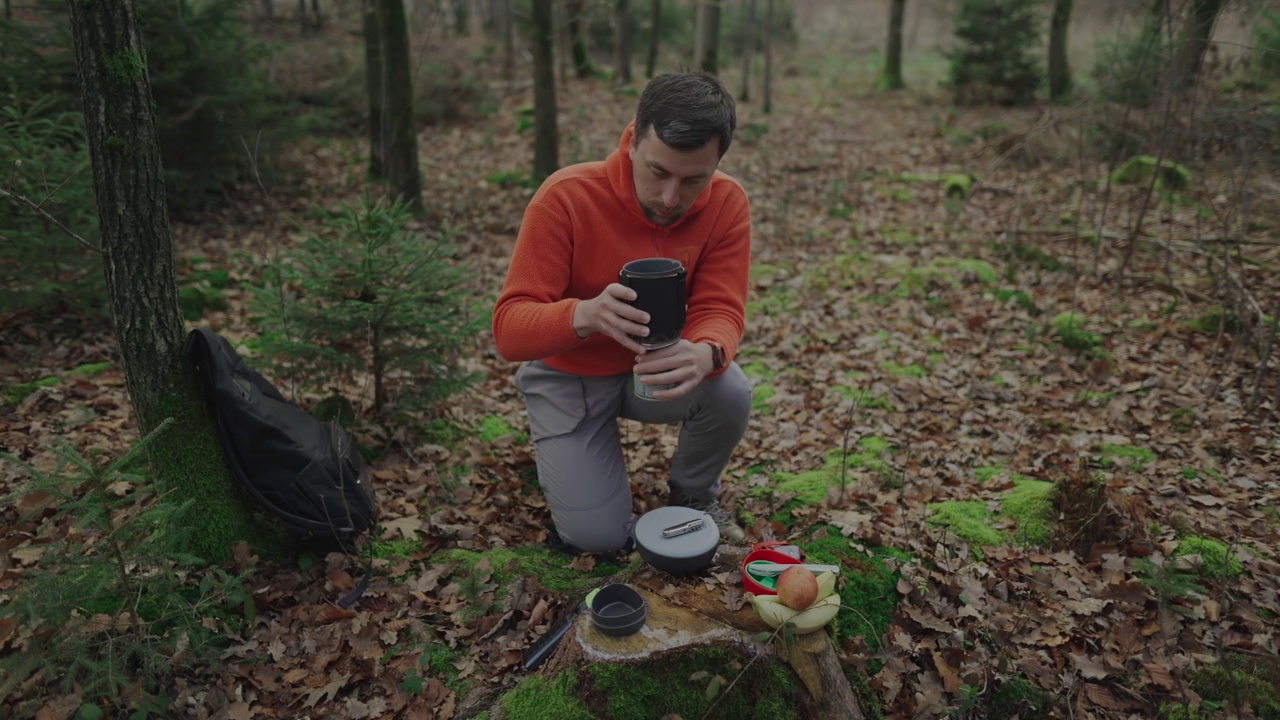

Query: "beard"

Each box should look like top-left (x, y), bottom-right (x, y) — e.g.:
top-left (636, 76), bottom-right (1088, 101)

top-left (642, 203), bottom-right (685, 226)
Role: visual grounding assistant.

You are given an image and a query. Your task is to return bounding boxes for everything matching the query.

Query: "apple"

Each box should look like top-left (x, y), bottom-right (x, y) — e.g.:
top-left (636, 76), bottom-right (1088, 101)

top-left (776, 566), bottom-right (819, 610)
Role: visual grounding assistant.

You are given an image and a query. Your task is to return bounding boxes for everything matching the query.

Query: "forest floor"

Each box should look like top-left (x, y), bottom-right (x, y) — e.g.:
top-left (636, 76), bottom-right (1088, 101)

top-left (4, 12), bottom-right (1280, 720)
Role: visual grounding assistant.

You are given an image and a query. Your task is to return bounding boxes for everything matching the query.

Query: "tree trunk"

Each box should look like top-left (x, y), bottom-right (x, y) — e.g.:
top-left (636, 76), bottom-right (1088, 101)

top-left (614, 0), bottom-right (632, 86)
top-left (567, 0), bottom-right (593, 78)
top-left (64, 0), bottom-right (263, 562)
top-left (1048, 0), bottom-right (1073, 101)
top-left (1176, 0), bottom-right (1224, 90)
top-left (378, 0), bottom-right (424, 213)
top-left (646, 0), bottom-right (661, 78)
top-left (364, 0), bottom-right (386, 179)
top-left (695, 0), bottom-right (721, 75)
top-left (763, 0), bottom-right (773, 113)
top-left (879, 0), bottom-right (906, 91)
top-left (532, 0), bottom-right (559, 182)
top-left (312, 0), bottom-right (322, 30)
top-left (6, 0), bottom-right (13, 20)
top-left (453, 0), bottom-right (470, 36)
top-left (739, 0), bottom-right (756, 101)
top-left (502, 0), bottom-right (515, 80)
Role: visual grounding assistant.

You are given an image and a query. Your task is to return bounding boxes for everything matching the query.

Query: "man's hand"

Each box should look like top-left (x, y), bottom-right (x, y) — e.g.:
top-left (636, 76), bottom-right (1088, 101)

top-left (573, 283), bottom-right (651, 354)
top-left (633, 341), bottom-right (714, 400)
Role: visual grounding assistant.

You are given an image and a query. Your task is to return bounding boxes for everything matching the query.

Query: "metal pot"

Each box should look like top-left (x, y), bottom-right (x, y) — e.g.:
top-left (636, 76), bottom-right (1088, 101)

top-left (632, 506), bottom-right (720, 575)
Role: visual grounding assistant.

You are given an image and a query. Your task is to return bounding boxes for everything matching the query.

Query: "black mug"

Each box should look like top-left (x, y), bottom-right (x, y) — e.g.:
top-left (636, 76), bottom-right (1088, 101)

top-left (618, 258), bottom-right (686, 349)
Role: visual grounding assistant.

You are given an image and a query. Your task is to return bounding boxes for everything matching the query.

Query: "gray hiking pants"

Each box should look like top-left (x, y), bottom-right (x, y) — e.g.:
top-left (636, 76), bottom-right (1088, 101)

top-left (515, 360), bottom-right (752, 553)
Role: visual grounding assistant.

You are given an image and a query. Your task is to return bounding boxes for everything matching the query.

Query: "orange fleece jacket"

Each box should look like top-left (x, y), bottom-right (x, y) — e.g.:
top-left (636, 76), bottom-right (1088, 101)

top-left (492, 123), bottom-right (751, 377)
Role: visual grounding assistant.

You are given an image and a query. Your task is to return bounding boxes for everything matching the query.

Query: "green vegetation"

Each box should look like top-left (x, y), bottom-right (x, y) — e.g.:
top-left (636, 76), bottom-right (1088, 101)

top-left (752, 384), bottom-right (777, 414)
top-left (1052, 312), bottom-right (1103, 352)
top-left (805, 536), bottom-right (909, 651)
top-left (250, 197), bottom-right (483, 414)
top-left (478, 415), bottom-right (527, 444)
top-left (1111, 155), bottom-right (1192, 192)
top-left (500, 672), bottom-right (594, 720)
top-left (947, 0), bottom-right (1043, 106)
top-left (1192, 656), bottom-right (1280, 719)
top-left (927, 478), bottom-right (1055, 553)
top-left (760, 439), bottom-right (895, 522)
top-left (1184, 307), bottom-right (1243, 335)
top-left (6, 362), bottom-right (112, 406)
top-left (1173, 536), bottom-right (1243, 579)
top-left (833, 387), bottom-right (894, 410)
top-left (880, 362), bottom-right (927, 379)
top-left (433, 545), bottom-right (624, 596)
top-left (1098, 443), bottom-right (1155, 469)
top-left (1170, 407), bottom-right (1197, 432)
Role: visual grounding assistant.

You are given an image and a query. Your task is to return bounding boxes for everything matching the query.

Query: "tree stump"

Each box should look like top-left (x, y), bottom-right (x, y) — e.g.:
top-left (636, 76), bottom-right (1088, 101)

top-left (530, 545), bottom-right (868, 720)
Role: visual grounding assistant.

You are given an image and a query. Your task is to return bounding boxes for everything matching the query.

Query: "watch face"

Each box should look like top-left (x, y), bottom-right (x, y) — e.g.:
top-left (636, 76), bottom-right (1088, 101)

top-left (712, 344), bottom-right (726, 370)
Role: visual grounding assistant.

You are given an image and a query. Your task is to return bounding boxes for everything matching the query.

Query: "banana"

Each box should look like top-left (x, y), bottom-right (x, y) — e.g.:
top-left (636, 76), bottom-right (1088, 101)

top-left (814, 571), bottom-right (837, 601)
top-left (748, 593), bottom-right (842, 635)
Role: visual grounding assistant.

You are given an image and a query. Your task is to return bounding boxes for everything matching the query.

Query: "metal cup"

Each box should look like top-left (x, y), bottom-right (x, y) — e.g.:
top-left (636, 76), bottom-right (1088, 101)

top-left (619, 258), bottom-right (686, 400)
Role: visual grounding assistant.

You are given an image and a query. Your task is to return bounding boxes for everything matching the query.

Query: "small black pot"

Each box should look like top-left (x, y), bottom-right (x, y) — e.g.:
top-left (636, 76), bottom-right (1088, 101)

top-left (590, 583), bottom-right (648, 636)
top-left (632, 506), bottom-right (720, 575)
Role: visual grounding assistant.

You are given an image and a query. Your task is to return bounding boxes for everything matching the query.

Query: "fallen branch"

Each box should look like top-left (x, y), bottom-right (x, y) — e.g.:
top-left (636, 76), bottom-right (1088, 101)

top-left (0, 186), bottom-right (103, 254)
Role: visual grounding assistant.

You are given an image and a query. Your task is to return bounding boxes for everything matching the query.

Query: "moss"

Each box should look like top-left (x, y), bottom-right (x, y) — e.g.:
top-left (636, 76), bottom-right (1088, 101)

top-left (745, 288), bottom-right (796, 317)
top-left (1170, 407), bottom-right (1196, 432)
top-left (1184, 308), bottom-right (1243, 335)
top-left (985, 677), bottom-right (1053, 720)
top-left (767, 441), bottom-right (893, 522)
top-left (1000, 479), bottom-right (1055, 546)
top-left (992, 288), bottom-right (1038, 313)
top-left (586, 646), bottom-right (800, 720)
top-left (434, 545), bottom-right (622, 595)
top-left (751, 384), bottom-right (775, 414)
top-left (1052, 312), bottom-right (1103, 351)
top-left (311, 395), bottom-right (356, 427)
top-left (1192, 657), bottom-right (1280, 719)
top-left (740, 361), bottom-right (775, 381)
top-left (750, 263), bottom-right (785, 281)
top-left (6, 362), bottom-right (113, 405)
top-left (478, 415), bottom-right (526, 444)
top-left (1099, 443), bottom-right (1155, 468)
top-left (805, 536), bottom-right (908, 651)
top-left (974, 465), bottom-right (1004, 484)
top-left (1173, 536), bottom-right (1243, 579)
top-left (501, 671), bottom-right (593, 720)
top-left (1111, 155), bottom-right (1192, 191)
top-left (179, 284), bottom-right (228, 321)
top-left (927, 501), bottom-right (1007, 550)
top-left (892, 258), bottom-right (998, 298)
top-left (106, 50), bottom-right (145, 82)
top-left (880, 362), bottom-right (927, 378)
top-left (369, 537), bottom-right (421, 559)
top-left (943, 173), bottom-right (975, 199)
top-left (832, 387), bottom-right (894, 410)
top-left (1013, 243), bottom-right (1067, 272)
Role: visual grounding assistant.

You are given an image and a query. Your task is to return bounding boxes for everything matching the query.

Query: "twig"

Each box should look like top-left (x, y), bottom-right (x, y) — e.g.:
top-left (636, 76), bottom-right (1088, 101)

top-left (0, 186), bottom-right (103, 254)
top-left (1247, 295), bottom-right (1280, 417)
top-left (837, 391), bottom-right (861, 504)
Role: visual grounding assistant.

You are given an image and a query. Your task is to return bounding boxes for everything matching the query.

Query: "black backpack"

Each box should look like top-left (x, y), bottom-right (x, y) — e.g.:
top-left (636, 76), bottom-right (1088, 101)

top-left (182, 328), bottom-right (377, 568)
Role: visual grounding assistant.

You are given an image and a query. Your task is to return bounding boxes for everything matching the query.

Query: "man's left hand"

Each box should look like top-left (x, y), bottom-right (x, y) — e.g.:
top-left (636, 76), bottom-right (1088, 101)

top-left (633, 341), bottom-right (714, 400)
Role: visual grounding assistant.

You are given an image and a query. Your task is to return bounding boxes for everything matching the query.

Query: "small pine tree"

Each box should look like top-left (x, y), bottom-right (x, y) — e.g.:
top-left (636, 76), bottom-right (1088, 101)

top-left (251, 197), bottom-right (483, 414)
top-left (947, 0), bottom-right (1044, 106)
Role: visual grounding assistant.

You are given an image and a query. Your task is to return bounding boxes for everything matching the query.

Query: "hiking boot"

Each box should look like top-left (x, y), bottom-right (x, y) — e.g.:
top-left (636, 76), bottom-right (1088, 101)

top-left (668, 491), bottom-right (747, 543)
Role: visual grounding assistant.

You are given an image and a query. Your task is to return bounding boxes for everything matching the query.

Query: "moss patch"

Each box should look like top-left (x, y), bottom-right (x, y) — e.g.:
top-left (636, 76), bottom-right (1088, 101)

top-left (804, 535), bottom-right (908, 652)
top-left (478, 415), bottom-right (526, 444)
top-left (879, 362), bottom-right (927, 378)
top-left (1173, 536), bottom-right (1243, 579)
top-left (1099, 443), bottom-right (1155, 469)
top-left (1111, 155), bottom-right (1192, 191)
top-left (890, 258), bottom-right (998, 298)
top-left (767, 439), bottom-right (893, 507)
top-left (751, 384), bottom-right (776, 415)
top-left (1191, 656), bottom-right (1280, 718)
top-left (6, 362), bottom-right (113, 405)
top-left (1052, 312), bottom-right (1103, 352)
top-left (927, 479), bottom-right (1055, 554)
top-left (985, 676), bottom-right (1054, 720)
top-left (433, 545), bottom-right (624, 596)
top-left (832, 386), bottom-right (894, 410)
top-left (586, 646), bottom-right (800, 720)
top-left (501, 671), bottom-right (593, 720)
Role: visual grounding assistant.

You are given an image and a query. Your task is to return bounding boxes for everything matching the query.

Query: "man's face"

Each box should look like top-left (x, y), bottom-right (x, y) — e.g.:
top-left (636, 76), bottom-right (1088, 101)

top-left (630, 131), bottom-right (721, 226)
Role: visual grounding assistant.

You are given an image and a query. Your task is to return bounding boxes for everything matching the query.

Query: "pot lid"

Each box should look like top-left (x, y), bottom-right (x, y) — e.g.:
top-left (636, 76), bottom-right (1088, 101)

top-left (633, 506), bottom-right (719, 560)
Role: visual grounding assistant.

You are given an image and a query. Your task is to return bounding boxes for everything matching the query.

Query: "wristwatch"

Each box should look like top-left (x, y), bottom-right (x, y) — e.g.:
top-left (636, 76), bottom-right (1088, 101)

top-left (708, 343), bottom-right (726, 372)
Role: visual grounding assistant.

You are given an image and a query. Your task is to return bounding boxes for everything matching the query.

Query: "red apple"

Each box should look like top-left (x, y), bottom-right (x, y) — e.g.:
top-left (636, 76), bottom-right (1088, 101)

top-left (776, 566), bottom-right (819, 610)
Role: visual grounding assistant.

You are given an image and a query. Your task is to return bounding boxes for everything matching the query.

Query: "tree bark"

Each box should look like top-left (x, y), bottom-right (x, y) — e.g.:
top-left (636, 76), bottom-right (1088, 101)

top-left (879, 0), bottom-right (906, 91)
top-left (1048, 0), bottom-right (1073, 101)
top-left (532, 0), bottom-right (559, 182)
top-left (763, 0), bottom-right (773, 113)
top-left (739, 0), bottom-right (756, 101)
top-left (64, 0), bottom-right (263, 561)
top-left (363, 0), bottom-right (386, 179)
top-left (502, 0), bottom-right (515, 80)
top-left (695, 0), bottom-right (722, 75)
top-left (646, 0), bottom-right (661, 78)
top-left (377, 0), bottom-right (424, 213)
top-left (1176, 0), bottom-right (1224, 90)
top-left (614, 0), bottom-right (632, 86)
top-left (567, 0), bottom-right (593, 78)
top-left (453, 0), bottom-right (470, 36)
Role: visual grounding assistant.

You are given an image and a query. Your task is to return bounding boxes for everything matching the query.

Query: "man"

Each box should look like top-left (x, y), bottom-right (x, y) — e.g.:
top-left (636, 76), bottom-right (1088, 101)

top-left (492, 72), bottom-right (752, 553)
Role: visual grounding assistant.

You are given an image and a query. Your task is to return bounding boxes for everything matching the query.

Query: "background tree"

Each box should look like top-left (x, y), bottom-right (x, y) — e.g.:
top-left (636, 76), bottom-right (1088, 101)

top-left (695, 0), bottom-right (722, 74)
top-left (763, 0), bottom-right (773, 112)
top-left (879, 0), bottom-right (906, 91)
top-left (740, 0), bottom-right (757, 100)
top-left (1047, 0), bottom-right (1074, 101)
top-left (452, 0), bottom-right (470, 36)
top-left (532, 0), bottom-right (558, 181)
top-left (647, 0), bottom-right (661, 77)
top-left (1175, 0), bottom-right (1225, 90)
top-left (363, 0), bottom-right (385, 179)
top-left (947, 0), bottom-right (1043, 106)
top-left (567, 0), bottom-right (594, 78)
top-left (372, 0), bottom-right (423, 213)
top-left (614, 0), bottom-right (632, 85)
top-left (63, 0), bottom-right (263, 561)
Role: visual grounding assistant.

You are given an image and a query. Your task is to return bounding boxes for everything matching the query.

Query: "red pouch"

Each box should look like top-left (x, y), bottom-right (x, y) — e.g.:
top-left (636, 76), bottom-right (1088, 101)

top-left (741, 541), bottom-right (806, 596)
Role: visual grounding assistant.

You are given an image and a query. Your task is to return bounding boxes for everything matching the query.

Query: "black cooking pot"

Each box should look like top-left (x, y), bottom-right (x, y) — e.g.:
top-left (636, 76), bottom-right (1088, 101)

top-left (632, 506), bottom-right (720, 575)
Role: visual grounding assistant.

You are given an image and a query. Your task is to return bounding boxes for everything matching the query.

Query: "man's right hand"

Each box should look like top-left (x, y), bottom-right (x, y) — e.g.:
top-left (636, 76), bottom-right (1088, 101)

top-left (573, 283), bottom-right (650, 354)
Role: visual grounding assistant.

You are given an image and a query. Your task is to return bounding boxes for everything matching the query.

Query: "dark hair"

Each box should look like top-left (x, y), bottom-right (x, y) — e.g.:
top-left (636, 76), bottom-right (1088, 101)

top-left (634, 72), bottom-right (737, 158)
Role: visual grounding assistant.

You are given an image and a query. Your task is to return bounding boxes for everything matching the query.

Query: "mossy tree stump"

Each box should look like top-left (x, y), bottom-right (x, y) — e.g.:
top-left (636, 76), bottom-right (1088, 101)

top-left (491, 545), bottom-right (867, 720)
